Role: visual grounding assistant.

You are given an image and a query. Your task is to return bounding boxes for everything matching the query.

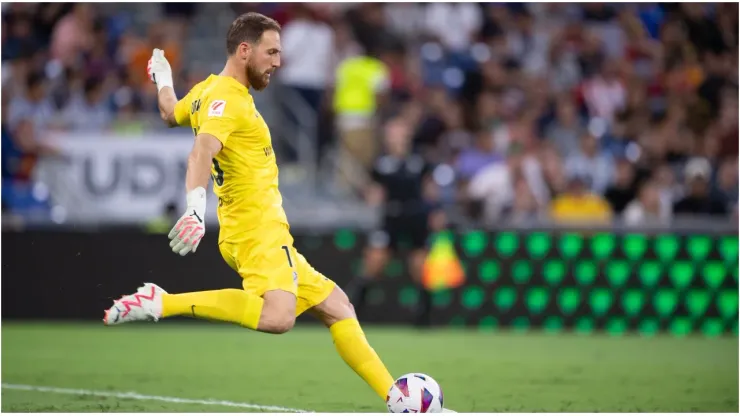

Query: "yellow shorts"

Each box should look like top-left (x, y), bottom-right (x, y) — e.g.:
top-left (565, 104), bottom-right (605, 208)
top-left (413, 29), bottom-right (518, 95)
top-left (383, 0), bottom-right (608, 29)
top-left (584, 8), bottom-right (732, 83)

top-left (219, 223), bottom-right (336, 316)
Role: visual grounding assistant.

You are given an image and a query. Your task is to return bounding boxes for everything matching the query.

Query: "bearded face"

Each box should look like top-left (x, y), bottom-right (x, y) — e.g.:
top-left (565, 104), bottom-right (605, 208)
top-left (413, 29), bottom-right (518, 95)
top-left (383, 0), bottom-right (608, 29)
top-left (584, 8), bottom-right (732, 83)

top-left (246, 58), bottom-right (272, 91)
top-left (245, 30), bottom-right (280, 91)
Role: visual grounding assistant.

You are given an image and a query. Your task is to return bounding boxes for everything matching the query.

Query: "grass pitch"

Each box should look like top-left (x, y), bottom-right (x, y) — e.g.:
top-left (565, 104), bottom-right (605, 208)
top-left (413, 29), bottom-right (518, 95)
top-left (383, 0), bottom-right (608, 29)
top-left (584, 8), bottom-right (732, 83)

top-left (2, 322), bottom-right (737, 412)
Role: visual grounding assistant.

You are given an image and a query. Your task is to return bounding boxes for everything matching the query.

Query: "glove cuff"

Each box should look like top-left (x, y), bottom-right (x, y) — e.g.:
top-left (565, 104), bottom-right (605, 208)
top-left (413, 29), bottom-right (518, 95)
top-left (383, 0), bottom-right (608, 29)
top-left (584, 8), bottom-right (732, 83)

top-left (156, 73), bottom-right (174, 93)
top-left (186, 187), bottom-right (207, 221)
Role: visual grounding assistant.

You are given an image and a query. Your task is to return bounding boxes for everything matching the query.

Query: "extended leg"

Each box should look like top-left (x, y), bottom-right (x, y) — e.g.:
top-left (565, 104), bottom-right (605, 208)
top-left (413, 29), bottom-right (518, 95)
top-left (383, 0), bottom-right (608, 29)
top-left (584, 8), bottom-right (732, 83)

top-left (162, 288), bottom-right (297, 334)
top-left (308, 286), bottom-right (394, 400)
top-left (104, 284), bottom-right (297, 334)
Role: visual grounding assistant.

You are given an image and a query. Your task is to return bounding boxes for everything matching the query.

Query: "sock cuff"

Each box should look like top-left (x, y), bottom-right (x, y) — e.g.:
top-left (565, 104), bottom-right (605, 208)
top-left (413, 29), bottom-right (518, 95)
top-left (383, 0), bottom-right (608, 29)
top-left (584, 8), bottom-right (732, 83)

top-left (241, 295), bottom-right (263, 330)
top-left (330, 317), bottom-right (362, 337)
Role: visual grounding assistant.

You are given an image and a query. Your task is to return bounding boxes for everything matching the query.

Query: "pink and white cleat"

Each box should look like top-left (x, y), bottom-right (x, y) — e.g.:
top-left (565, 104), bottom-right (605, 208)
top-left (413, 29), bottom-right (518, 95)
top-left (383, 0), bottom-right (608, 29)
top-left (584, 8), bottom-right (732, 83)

top-left (103, 283), bottom-right (166, 326)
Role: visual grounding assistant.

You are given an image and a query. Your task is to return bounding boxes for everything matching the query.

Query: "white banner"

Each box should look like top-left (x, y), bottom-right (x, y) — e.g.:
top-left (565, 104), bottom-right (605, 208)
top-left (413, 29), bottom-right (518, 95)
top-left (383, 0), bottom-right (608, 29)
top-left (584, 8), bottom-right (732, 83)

top-left (35, 134), bottom-right (220, 224)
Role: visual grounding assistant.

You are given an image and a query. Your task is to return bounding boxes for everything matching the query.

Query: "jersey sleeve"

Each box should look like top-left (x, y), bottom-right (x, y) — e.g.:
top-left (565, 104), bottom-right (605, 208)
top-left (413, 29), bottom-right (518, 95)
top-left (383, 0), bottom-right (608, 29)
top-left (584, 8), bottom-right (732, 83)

top-left (197, 95), bottom-right (240, 145)
top-left (173, 91), bottom-right (192, 126)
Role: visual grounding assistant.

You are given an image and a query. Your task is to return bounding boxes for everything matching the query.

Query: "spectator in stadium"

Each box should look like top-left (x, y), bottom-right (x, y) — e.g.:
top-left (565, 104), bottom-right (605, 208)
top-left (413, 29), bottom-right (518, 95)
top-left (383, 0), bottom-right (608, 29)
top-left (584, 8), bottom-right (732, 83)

top-left (713, 157), bottom-right (739, 214)
top-left (424, 3), bottom-right (482, 54)
top-left (549, 176), bottom-right (612, 224)
top-left (623, 180), bottom-right (672, 226)
top-left (2, 12), bottom-right (40, 62)
top-left (503, 175), bottom-right (544, 226)
top-left (474, 91), bottom-right (502, 135)
top-left (1, 73), bottom-right (59, 213)
top-left (604, 157), bottom-right (638, 214)
top-left (543, 96), bottom-right (586, 158)
top-left (59, 77), bottom-right (112, 132)
top-left (465, 140), bottom-right (549, 226)
top-left (414, 91), bottom-right (473, 165)
top-left (124, 23), bottom-right (181, 90)
top-left (564, 133), bottom-right (615, 195)
top-left (280, 4), bottom-right (334, 113)
top-left (539, 144), bottom-right (569, 200)
top-left (383, 3), bottom-right (426, 45)
top-left (674, 157), bottom-right (728, 216)
top-left (455, 128), bottom-right (503, 184)
top-left (581, 58), bottom-right (627, 125)
top-left (83, 20), bottom-right (116, 81)
top-left (652, 162), bottom-right (683, 210)
top-left (680, 4), bottom-right (728, 54)
top-left (50, 3), bottom-right (95, 67)
top-left (7, 72), bottom-right (56, 134)
top-left (345, 3), bottom-right (394, 57)
top-left (505, 7), bottom-right (552, 78)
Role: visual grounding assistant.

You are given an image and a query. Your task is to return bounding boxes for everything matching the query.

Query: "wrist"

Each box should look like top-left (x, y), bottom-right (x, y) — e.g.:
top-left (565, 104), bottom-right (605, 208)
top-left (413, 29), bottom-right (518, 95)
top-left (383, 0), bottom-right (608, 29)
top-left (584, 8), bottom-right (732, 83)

top-left (186, 187), bottom-right (207, 218)
top-left (156, 73), bottom-right (174, 93)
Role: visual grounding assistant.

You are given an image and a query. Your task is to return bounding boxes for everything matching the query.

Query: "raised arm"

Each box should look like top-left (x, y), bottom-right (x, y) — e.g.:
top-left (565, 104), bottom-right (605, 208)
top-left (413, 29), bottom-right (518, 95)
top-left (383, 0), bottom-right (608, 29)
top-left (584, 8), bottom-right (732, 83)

top-left (147, 48), bottom-right (187, 128)
top-left (157, 87), bottom-right (180, 128)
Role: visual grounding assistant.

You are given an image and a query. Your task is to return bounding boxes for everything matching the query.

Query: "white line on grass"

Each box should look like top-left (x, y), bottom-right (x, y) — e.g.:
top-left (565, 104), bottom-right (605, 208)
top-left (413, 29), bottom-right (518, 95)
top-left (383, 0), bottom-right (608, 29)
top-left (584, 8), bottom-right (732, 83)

top-left (1, 383), bottom-right (312, 413)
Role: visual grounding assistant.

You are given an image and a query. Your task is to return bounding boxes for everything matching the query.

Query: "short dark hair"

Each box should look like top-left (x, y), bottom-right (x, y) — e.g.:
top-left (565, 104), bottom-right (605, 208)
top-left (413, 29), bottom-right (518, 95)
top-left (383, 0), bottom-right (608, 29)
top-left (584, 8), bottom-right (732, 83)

top-left (226, 12), bottom-right (281, 55)
top-left (84, 77), bottom-right (103, 95)
top-left (26, 72), bottom-right (45, 90)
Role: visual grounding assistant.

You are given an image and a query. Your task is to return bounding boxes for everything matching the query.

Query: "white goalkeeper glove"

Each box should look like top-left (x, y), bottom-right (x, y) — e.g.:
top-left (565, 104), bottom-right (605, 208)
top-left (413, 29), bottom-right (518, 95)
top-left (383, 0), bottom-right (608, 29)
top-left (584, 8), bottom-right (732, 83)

top-left (168, 187), bottom-right (206, 256)
top-left (147, 48), bottom-right (173, 92)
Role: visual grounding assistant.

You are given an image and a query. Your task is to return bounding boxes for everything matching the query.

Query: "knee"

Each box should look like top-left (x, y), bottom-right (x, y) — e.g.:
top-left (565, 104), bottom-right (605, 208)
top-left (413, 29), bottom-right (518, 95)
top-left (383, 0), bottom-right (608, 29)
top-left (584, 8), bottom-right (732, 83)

top-left (260, 311), bottom-right (295, 334)
top-left (259, 292), bottom-right (297, 334)
top-left (269, 315), bottom-right (295, 334)
top-left (312, 287), bottom-right (357, 327)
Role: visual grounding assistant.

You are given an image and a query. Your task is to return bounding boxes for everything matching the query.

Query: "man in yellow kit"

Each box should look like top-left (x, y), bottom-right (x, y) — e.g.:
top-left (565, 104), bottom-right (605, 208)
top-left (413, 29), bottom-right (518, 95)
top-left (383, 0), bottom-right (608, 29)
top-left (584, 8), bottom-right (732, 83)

top-left (102, 13), bottom-right (442, 409)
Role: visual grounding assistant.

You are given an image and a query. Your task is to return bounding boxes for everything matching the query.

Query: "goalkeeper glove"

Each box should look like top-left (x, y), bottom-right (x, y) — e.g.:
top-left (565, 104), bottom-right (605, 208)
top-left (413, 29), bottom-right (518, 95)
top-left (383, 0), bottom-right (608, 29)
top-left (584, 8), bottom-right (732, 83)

top-left (147, 48), bottom-right (173, 92)
top-left (168, 187), bottom-right (206, 256)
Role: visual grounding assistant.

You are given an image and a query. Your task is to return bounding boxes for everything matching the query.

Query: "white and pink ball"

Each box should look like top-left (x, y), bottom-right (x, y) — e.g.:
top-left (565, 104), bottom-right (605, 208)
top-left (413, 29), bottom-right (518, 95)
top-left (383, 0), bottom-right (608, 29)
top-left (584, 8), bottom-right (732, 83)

top-left (386, 373), bottom-right (444, 413)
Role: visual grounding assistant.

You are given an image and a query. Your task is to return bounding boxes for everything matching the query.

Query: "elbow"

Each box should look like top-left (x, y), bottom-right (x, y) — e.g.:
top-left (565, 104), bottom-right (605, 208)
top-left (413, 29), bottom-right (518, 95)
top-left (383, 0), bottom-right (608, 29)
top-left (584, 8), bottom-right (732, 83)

top-left (192, 134), bottom-right (223, 160)
top-left (189, 145), bottom-right (209, 164)
top-left (162, 111), bottom-right (178, 128)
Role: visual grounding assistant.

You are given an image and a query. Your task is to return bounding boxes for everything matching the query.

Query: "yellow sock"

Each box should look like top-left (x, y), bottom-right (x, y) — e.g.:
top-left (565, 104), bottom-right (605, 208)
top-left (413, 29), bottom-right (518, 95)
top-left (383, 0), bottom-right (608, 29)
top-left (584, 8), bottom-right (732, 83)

top-left (161, 289), bottom-right (263, 330)
top-left (330, 318), bottom-right (394, 400)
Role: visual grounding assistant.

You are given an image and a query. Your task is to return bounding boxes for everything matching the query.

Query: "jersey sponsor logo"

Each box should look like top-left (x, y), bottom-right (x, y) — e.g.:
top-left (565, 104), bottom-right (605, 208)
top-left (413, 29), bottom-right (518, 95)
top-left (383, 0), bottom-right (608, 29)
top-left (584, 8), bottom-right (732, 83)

top-left (263, 146), bottom-right (273, 157)
top-left (208, 100), bottom-right (226, 117)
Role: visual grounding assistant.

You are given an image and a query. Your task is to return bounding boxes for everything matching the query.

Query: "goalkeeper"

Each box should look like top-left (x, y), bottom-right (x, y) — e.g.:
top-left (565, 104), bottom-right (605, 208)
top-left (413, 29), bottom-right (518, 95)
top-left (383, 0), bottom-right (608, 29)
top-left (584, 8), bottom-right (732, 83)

top-left (103, 12), bottom-right (418, 406)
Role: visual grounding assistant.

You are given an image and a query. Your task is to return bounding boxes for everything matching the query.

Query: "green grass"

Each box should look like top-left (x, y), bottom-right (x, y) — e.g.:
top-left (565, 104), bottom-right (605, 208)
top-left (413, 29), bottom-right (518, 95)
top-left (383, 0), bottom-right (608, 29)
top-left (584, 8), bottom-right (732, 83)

top-left (2, 322), bottom-right (738, 412)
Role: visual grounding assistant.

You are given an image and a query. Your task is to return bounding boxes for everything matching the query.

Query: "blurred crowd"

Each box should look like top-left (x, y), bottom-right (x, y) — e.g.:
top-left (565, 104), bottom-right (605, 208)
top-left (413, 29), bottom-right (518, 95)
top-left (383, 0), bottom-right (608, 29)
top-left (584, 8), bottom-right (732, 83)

top-left (2, 3), bottom-right (738, 227)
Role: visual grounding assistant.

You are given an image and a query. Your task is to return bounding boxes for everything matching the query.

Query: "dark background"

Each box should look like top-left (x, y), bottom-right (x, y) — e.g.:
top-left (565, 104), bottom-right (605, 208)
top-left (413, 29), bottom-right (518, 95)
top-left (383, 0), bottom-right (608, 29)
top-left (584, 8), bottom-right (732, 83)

top-left (5, 228), bottom-right (736, 337)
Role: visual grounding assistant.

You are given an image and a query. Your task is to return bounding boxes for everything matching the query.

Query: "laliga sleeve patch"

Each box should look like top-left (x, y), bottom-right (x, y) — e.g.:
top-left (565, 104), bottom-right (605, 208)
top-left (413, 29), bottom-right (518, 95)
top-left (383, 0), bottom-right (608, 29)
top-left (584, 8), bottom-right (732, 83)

top-left (208, 100), bottom-right (226, 117)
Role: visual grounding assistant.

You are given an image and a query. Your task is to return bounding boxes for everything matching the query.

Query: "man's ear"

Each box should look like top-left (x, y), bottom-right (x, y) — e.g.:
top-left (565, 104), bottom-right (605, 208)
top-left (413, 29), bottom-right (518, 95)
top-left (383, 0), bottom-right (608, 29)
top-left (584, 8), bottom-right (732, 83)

top-left (238, 42), bottom-right (251, 61)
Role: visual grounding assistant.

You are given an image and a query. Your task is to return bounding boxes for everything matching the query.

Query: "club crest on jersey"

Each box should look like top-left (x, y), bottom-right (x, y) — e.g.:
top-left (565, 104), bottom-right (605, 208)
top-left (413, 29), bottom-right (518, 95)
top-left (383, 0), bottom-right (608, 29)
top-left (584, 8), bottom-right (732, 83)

top-left (209, 100), bottom-right (226, 117)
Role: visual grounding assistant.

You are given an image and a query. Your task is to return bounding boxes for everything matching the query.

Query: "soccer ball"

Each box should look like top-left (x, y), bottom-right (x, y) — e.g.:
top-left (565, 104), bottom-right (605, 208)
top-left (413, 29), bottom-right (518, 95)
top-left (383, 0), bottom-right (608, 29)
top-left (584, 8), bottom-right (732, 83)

top-left (386, 373), bottom-right (443, 413)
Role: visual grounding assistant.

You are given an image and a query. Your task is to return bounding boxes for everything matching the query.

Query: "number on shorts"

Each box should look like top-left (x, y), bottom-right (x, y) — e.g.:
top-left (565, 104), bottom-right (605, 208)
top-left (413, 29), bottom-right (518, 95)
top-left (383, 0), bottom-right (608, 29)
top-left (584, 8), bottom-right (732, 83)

top-left (281, 245), bottom-right (293, 267)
